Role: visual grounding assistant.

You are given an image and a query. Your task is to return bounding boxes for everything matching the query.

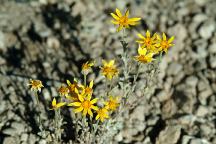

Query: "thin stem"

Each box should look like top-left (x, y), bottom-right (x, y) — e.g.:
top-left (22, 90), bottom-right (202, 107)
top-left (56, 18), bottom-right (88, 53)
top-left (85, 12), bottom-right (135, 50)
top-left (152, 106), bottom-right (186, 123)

top-left (84, 74), bottom-right (87, 86)
top-left (35, 92), bottom-right (44, 133)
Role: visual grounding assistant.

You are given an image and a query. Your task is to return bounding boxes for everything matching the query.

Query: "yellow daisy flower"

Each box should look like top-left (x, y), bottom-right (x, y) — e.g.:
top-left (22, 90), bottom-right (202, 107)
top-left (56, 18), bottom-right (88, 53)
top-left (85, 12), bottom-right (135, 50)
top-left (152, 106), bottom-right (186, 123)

top-left (134, 45), bottom-right (155, 64)
top-left (136, 30), bottom-right (159, 53)
top-left (157, 33), bottom-right (175, 53)
top-left (28, 79), bottom-right (44, 92)
top-left (101, 60), bottom-right (119, 80)
top-left (58, 85), bottom-right (69, 97)
top-left (104, 96), bottom-right (120, 111)
top-left (81, 61), bottom-right (95, 75)
top-left (111, 8), bottom-right (141, 32)
top-left (96, 108), bottom-right (109, 122)
top-left (50, 98), bottom-right (66, 110)
top-left (68, 93), bottom-right (98, 117)
top-left (66, 79), bottom-right (83, 101)
top-left (81, 80), bottom-right (94, 97)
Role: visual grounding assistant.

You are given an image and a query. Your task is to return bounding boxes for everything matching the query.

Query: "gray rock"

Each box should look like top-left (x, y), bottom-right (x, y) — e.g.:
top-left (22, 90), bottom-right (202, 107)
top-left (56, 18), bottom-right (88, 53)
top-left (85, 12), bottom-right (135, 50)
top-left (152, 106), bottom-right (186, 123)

top-left (186, 76), bottom-right (198, 87)
top-left (21, 133), bottom-right (28, 142)
top-left (196, 106), bottom-right (209, 117)
top-left (3, 137), bottom-right (17, 144)
top-left (167, 63), bottom-right (183, 76)
top-left (11, 122), bottom-right (25, 135)
top-left (209, 55), bottom-right (216, 68)
top-left (208, 43), bottom-right (216, 53)
top-left (156, 126), bottom-right (181, 144)
top-left (2, 128), bottom-right (17, 136)
top-left (190, 138), bottom-right (210, 144)
top-left (198, 21), bottom-right (215, 39)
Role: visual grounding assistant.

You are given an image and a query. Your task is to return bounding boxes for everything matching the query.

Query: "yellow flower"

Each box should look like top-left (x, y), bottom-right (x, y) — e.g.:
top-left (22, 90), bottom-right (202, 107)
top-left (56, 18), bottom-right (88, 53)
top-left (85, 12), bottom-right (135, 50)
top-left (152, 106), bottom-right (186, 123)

top-left (68, 93), bottom-right (98, 117)
top-left (67, 79), bottom-right (82, 92)
top-left (157, 33), bottom-right (175, 53)
top-left (58, 85), bottom-right (69, 97)
top-left (104, 96), bottom-right (119, 111)
top-left (50, 98), bottom-right (66, 110)
top-left (101, 60), bottom-right (119, 80)
top-left (111, 8), bottom-right (141, 32)
top-left (81, 61), bottom-right (95, 75)
top-left (66, 79), bottom-right (83, 101)
top-left (96, 108), bottom-right (109, 122)
top-left (134, 45), bottom-right (155, 63)
top-left (81, 80), bottom-right (94, 97)
top-left (136, 30), bottom-right (159, 53)
top-left (28, 79), bottom-right (44, 92)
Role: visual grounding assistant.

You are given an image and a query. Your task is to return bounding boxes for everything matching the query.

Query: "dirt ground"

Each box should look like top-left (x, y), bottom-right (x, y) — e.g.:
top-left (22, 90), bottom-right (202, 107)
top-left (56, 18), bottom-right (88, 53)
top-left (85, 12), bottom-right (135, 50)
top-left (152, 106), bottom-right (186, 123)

top-left (0, 0), bottom-right (216, 144)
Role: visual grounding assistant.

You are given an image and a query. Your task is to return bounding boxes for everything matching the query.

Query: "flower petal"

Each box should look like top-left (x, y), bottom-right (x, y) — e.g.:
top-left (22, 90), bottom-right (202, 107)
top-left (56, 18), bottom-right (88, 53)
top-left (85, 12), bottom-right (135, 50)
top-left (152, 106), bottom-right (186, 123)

top-left (52, 98), bottom-right (56, 107)
top-left (117, 25), bottom-right (123, 32)
top-left (69, 102), bottom-right (81, 106)
top-left (168, 36), bottom-right (175, 43)
top-left (110, 13), bottom-right (119, 20)
top-left (138, 47), bottom-right (147, 55)
top-left (162, 33), bottom-right (167, 40)
top-left (56, 102), bottom-right (66, 108)
top-left (89, 80), bottom-right (94, 88)
top-left (116, 8), bottom-right (122, 17)
top-left (66, 80), bottom-right (71, 86)
top-left (74, 107), bottom-right (83, 113)
top-left (137, 33), bottom-right (145, 39)
top-left (125, 9), bottom-right (129, 17)
top-left (82, 109), bottom-right (88, 116)
top-left (108, 60), bottom-right (115, 67)
top-left (90, 98), bottom-right (98, 104)
top-left (88, 109), bottom-right (93, 117)
top-left (78, 94), bottom-right (84, 102)
top-left (111, 20), bottom-right (119, 24)
top-left (91, 105), bottom-right (99, 111)
top-left (96, 114), bottom-right (99, 120)
top-left (146, 30), bottom-right (151, 38)
top-left (128, 17), bottom-right (141, 22)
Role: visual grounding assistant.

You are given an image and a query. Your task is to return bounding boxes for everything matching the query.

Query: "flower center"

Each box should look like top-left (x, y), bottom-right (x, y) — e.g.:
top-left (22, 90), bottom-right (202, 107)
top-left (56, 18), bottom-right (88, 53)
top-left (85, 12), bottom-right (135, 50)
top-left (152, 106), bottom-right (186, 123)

top-left (85, 87), bottom-right (92, 95)
top-left (144, 38), bottom-right (152, 47)
top-left (82, 100), bottom-right (91, 109)
top-left (32, 81), bottom-right (41, 87)
top-left (119, 16), bottom-right (128, 25)
top-left (109, 101), bottom-right (116, 109)
top-left (161, 41), bottom-right (168, 49)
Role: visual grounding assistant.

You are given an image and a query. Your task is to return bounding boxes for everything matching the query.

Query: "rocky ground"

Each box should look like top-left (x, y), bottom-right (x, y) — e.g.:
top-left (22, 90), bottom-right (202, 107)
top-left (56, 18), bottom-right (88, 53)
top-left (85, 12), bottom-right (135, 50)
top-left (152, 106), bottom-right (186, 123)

top-left (0, 0), bottom-right (216, 144)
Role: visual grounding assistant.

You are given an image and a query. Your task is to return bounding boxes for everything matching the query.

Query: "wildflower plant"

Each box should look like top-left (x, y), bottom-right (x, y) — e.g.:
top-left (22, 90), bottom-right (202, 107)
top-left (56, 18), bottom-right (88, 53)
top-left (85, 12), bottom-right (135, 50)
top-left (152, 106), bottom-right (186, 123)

top-left (27, 7), bottom-right (174, 144)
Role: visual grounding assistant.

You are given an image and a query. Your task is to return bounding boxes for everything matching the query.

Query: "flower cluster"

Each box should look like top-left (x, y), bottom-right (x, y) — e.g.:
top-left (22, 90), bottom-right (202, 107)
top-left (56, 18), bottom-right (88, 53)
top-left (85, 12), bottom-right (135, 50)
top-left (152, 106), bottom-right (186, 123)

top-left (27, 7), bottom-right (175, 143)
top-left (27, 61), bottom-right (120, 122)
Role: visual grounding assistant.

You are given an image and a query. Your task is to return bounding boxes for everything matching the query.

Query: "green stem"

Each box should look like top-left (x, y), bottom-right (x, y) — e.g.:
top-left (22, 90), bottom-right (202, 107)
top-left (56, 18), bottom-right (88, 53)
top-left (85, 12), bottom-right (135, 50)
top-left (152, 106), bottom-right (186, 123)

top-left (84, 74), bottom-right (87, 86)
top-left (35, 92), bottom-right (44, 133)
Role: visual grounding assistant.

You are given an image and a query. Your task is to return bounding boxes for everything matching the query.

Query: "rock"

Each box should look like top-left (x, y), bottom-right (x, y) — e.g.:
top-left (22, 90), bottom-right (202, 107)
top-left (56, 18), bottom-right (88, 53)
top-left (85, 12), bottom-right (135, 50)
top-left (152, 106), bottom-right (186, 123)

top-left (157, 91), bottom-right (171, 102)
top-left (190, 138), bottom-right (210, 144)
top-left (2, 128), bottom-right (17, 136)
top-left (11, 122), bottom-right (25, 135)
top-left (162, 99), bottom-right (177, 119)
top-left (156, 126), bottom-right (181, 144)
top-left (186, 76), bottom-right (198, 87)
top-left (21, 133), bottom-right (28, 142)
top-left (28, 134), bottom-right (37, 144)
top-left (39, 139), bottom-right (47, 144)
top-left (209, 55), bottom-right (216, 68)
top-left (198, 21), bottom-right (215, 39)
top-left (167, 63), bottom-right (183, 76)
top-left (196, 106), bottom-right (209, 117)
top-left (200, 124), bottom-right (212, 137)
top-left (208, 43), bottom-right (216, 53)
top-left (46, 37), bottom-right (60, 49)
top-left (198, 87), bottom-right (213, 105)
top-left (182, 135), bottom-right (193, 144)
top-left (3, 137), bottom-right (17, 144)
